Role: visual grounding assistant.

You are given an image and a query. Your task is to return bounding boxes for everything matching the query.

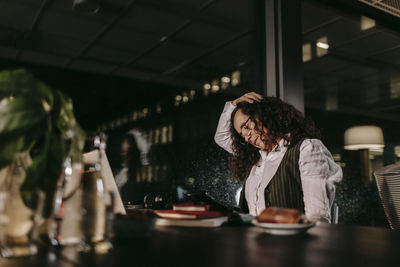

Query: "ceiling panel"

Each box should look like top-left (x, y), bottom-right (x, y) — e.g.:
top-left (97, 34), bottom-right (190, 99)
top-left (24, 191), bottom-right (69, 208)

top-left (194, 37), bottom-right (250, 75)
top-left (304, 56), bottom-right (349, 76)
top-left (153, 0), bottom-right (207, 10)
top-left (50, 0), bottom-right (125, 22)
top-left (368, 46), bottom-right (400, 66)
top-left (25, 32), bottom-right (86, 57)
top-left (302, 1), bottom-right (340, 33)
top-left (334, 31), bottom-right (400, 58)
top-left (175, 22), bottom-right (238, 49)
top-left (149, 39), bottom-right (208, 63)
top-left (132, 55), bottom-right (181, 73)
top-left (117, 5), bottom-right (185, 37)
top-left (84, 45), bottom-right (134, 64)
top-left (0, 0), bottom-right (40, 29)
top-left (303, 18), bottom-right (381, 47)
top-left (98, 27), bottom-right (160, 54)
top-left (69, 59), bottom-right (115, 73)
top-left (0, 45), bottom-right (18, 59)
top-left (20, 50), bottom-right (67, 66)
top-left (0, 27), bottom-right (20, 47)
top-left (174, 64), bottom-right (215, 81)
top-left (115, 67), bottom-right (156, 81)
top-left (204, 0), bottom-right (249, 29)
top-left (38, 10), bottom-right (106, 42)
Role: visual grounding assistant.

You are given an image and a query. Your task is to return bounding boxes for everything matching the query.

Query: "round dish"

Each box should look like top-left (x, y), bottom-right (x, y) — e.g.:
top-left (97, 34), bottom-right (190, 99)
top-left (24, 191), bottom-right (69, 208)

top-left (252, 219), bottom-right (318, 235)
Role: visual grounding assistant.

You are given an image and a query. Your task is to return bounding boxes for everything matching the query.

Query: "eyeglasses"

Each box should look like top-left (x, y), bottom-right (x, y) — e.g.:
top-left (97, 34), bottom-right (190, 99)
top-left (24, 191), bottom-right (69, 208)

top-left (240, 116), bottom-right (253, 138)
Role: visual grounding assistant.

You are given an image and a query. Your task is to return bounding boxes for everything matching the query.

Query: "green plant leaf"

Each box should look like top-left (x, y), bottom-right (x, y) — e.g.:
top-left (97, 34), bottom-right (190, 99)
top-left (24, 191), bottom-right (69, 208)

top-left (0, 69), bottom-right (53, 105)
top-left (0, 97), bottom-right (48, 168)
top-left (0, 69), bottom-right (85, 217)
top-left (21, 132), bottom-right (65, 217)
top-left (55, 90), bottom-right (86, 158)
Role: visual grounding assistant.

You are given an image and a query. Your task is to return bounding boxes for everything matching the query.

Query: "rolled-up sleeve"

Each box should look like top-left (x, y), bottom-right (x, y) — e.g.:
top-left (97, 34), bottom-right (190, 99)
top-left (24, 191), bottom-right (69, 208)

top-left (299, 139), bottom-right (343, 223)
top-left (214, 102), bottom-right (236, 154)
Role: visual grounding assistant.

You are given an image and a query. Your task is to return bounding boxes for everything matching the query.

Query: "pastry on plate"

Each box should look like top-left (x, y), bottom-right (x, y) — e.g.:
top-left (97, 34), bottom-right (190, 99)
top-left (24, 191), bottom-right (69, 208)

top-left (257, 207), bottom-right (304, 224)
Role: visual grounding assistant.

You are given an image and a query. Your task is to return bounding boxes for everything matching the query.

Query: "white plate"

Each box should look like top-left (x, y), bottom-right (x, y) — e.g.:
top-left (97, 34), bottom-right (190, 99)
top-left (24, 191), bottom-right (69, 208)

top-left (252, 219), bottom-right (318, 235)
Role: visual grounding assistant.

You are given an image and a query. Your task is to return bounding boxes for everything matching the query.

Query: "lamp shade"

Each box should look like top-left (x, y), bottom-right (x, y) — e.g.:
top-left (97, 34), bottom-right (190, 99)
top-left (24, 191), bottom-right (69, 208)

top-left (344, 125), bottom-right (384, 150)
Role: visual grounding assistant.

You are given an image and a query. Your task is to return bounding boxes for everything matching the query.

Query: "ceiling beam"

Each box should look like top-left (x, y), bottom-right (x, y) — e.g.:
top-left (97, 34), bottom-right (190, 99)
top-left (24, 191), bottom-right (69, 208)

top-left (64, 0), bottom-right (137, 67)
top-left (306, 101), bottom-right (400, 121)
top-left (135, 0), bottom-right (245, 32)
top-left (15, 0), bottom-right (54, 60)
top-left (109, 0), bottom-right (217, 75)
top-left (163, 30), bottom-right (251, 75)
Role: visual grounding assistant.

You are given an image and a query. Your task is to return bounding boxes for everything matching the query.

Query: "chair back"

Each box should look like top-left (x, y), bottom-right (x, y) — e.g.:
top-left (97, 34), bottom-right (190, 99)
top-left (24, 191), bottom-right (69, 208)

top-left (374, 164), bottom-right (400, 230)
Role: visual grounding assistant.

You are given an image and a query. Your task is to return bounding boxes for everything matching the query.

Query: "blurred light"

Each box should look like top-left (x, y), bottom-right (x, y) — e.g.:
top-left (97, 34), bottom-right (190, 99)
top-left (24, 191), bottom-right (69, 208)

top-left (361, 16), bottom-right (376, 31)
top-left (154, 128), bottom-right (160, 144)
top-left (302, 43), bottom-right (312, 62)
top-left (344, 125), bottom-right (384, 150)
top-left (189, 89), bottom-right (196, 100)
top-left (221, 76), bottom-right (230, 90)
top-left (390, 73), bottom-right (400, 99)
top-left (211, 80), bottom-right (220, 92)
top-left (186, 177), bottom-right (195, 185)
top-left (147, 166), bottom-right (153, 183)
top-left (231, 70), bottom-right (240, 86)
top-left (316, 42), bottom-right (329, 49)
top-left (161, 164), bottom-right (168, 179)
top-left (168, 124), bottom-right (173, 143)
top-left (132, 112), bottom-right (138, 121)
top-left (161, 126), bottom-right (168, 144)
top-left (175, 95), bottom-right (182, 106)
top-left (182, 92), bottom-right (189, 103)
top-left (160, 35), bottom-right (168, 42)
top-left (143, 108), bottom-right (149, 117)
top-left (221, 76), bottom-right (230, 83)
top-left (72, 0), bottom-right (99, 15)
top-left (395, 146), bottom-right (400, 157)
top-left (332, 154), bottom-right (341, 162)
top-left (316, 36), bottom-right (329, 57)
top-left (203, 83), bottom-right (211, 90)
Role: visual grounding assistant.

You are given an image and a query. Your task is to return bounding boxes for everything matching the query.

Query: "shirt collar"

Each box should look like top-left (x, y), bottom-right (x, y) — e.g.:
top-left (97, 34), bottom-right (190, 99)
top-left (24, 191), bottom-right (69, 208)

top-left (259, 138), bottom-right (287, 160)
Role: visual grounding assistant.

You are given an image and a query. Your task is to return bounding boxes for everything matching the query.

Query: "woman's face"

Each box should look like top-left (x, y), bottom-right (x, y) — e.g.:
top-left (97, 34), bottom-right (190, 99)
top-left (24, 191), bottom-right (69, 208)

top-left (233, 109), bottom-right (267, 150)
top-left (121, 139), bottom-right (130, 158)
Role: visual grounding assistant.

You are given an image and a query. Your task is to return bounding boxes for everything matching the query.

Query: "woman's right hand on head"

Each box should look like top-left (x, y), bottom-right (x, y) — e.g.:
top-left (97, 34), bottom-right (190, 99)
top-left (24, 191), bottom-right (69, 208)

top-left (232, 92), bottom-right (263, 106)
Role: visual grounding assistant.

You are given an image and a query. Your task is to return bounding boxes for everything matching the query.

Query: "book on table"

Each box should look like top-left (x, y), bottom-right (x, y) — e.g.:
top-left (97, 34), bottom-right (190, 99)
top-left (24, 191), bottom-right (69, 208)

top-left (172, 203), bottom-right (211, 212)
top-left (154, 210), bottom-right (222, 220)
top-left (155, 216), bottom-right (228, 227)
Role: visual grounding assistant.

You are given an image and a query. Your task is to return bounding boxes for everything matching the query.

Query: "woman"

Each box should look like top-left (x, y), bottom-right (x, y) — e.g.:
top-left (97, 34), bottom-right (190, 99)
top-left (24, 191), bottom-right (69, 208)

top-left (115, 129), bottom-right (151, 203)
top-left (214, 92), bottom-right (342, 222)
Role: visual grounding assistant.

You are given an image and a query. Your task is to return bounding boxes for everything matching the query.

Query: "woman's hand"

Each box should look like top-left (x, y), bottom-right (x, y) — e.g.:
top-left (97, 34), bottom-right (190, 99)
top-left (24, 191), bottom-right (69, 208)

top-left (232, 92), bottom-right (263, 106)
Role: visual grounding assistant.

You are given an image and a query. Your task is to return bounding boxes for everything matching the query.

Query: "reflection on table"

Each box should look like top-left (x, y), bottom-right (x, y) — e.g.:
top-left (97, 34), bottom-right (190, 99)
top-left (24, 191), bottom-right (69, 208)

top-left (0, 222), bottom-right (399, 267)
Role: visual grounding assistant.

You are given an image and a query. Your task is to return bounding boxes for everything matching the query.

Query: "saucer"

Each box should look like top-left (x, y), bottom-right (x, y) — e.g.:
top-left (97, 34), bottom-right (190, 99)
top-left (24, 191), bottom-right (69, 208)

top-left (252, 220), bottom-right (318, 235)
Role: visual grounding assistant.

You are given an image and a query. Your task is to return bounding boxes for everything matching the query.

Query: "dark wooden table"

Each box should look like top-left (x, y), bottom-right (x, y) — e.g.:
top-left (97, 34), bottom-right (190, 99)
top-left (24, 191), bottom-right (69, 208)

top-left (1, 222), bottom-right (399, 267)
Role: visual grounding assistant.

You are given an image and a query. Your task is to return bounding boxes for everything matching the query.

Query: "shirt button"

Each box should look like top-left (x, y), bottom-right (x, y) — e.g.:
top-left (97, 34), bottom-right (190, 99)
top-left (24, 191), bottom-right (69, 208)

top-left (266, 202), bottom-right (271, 206)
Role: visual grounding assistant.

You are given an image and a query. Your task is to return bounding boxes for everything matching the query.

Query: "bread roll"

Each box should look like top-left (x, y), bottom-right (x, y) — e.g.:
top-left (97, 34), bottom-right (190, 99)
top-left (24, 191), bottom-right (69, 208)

top-left (257, 207), bottom-right (303, 224)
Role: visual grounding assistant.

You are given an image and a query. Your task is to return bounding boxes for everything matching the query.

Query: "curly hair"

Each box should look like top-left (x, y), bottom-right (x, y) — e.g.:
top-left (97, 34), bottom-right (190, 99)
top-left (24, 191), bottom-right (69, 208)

top-left (229, 96), bottom-right (321, 182)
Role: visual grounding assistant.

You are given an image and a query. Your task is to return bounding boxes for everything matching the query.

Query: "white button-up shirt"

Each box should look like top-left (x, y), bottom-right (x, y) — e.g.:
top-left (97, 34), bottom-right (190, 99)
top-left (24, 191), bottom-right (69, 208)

top-left (214, 102), bottom-right (343, 222)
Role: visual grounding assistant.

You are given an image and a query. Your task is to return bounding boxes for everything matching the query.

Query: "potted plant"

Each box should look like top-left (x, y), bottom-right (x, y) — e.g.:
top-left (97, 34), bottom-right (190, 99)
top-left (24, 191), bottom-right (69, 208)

top-left (0, 69), bottom-right (86, 248)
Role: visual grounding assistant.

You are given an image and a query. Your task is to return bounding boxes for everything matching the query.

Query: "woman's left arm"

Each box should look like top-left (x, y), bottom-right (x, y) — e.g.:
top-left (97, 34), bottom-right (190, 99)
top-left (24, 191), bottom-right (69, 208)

top-left (299, 139), bottom-right (343, 223)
